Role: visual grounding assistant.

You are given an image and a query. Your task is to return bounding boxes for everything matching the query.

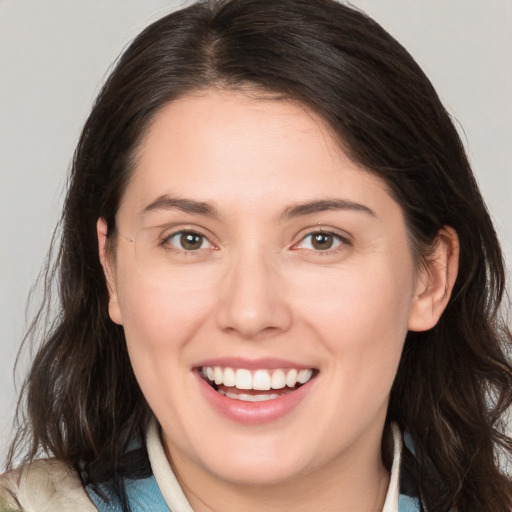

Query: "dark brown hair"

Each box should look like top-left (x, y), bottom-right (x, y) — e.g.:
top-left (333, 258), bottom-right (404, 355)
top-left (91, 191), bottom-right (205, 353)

top-left (8, 1), bottom-right (512, 510)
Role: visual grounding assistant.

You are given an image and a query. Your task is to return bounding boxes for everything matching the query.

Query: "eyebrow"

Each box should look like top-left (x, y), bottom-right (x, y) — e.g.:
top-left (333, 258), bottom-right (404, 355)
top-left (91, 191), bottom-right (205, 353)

top-left (140, 195), bottom-right (375, 220)
top-left (141, 195), bottom-right (220, 218)
top-left (280, 199), bottom-right (376, 220)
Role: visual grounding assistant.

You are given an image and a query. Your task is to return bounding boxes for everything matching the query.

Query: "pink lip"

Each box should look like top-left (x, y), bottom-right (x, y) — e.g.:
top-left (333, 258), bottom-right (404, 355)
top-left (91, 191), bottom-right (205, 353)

top-left (195, 368), bottom-right (317, 425)
top-left (195, 357), bottom-right (314, 370)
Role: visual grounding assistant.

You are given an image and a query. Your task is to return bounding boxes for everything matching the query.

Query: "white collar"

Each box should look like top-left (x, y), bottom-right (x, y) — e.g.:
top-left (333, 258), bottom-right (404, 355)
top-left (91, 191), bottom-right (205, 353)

top-left (382, 423), bottom-right (402, 512)
top-left (146, 420), bottom-right (402, 512)
top-left (146, 419), bottom-right (194, 512)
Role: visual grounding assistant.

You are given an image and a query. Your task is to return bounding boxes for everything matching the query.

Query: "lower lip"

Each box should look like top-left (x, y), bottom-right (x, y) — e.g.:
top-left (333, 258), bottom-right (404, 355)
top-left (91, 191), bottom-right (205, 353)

top-left (196, 372), bottom-right (315, 425)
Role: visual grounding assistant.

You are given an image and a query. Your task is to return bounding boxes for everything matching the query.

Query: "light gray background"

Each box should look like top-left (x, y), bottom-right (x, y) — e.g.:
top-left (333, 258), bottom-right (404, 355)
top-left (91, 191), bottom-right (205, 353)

top-left (1, 1), bottom-right (511, 465)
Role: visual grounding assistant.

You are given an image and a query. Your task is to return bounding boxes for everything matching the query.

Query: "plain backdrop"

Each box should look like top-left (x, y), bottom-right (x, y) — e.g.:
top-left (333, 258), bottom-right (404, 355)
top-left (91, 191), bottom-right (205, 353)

top-left (1, 0), bottom-right (511, 464)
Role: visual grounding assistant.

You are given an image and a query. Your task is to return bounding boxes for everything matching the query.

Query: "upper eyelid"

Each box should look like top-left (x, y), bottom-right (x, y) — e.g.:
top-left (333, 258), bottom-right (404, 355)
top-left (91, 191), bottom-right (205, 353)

top-left (156, 224), bottom-right (218, 243)
top-left (149, 224), bottom-right (352, 246)
top-left (293, 227), bottom-right (352, 244)
top-left (286, 230), bottom-right (352, 257)
top-left (162, 229), bottom-right (217, 249)
top-left (293, 232), bottom-right (345, 248)
top-left (165, 231), bottom-right (213, 252)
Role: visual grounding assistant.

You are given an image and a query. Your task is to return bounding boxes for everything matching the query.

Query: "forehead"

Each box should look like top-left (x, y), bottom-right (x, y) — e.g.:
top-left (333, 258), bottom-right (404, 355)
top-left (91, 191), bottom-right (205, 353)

top-left (118, 89), bottom-right (391, 222)
top-left (140, 88), bottom-right (344, 167)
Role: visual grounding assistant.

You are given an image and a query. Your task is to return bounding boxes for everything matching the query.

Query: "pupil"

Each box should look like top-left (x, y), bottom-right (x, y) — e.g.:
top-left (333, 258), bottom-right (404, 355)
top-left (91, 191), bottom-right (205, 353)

top-left (181, 233), bottom-right (202, 250)
top-left (312, 233), bottom-right (333, 250)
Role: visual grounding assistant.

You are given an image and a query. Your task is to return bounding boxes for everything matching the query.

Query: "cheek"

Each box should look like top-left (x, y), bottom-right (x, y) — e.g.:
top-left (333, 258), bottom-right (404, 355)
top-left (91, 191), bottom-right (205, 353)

top-left (115, 249), bottom-right (218, 333)
top-left (116, 277), bottom-right (215, 417)
top-left (273, 259), bottom-right (416, 457)
top-left (113, 267), bottom-right (217, 393)
top-left (296, 256), bottom-right (415, 375)
top-left (119, 281), bottom-right (210, 346)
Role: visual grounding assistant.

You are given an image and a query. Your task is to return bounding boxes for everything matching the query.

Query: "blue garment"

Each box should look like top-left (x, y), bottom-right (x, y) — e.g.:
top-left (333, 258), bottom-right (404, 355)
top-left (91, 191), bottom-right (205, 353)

top-left (87, 472), bottom-right (422, 512)
top-left (86, 426), bottom-right (423, 512)
top-left (399, 494), bottom-right (422, 512)
top-left (87, 474), bottom-right (169, 512)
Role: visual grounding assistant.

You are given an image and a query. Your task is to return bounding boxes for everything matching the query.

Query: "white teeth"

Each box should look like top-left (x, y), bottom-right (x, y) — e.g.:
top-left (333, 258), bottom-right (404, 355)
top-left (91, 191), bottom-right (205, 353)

top-left (253, 369), bottom-right (271, 390)
top-left (235, 369), bottom-right (253, 390)
top-left (219, 390), bottom-right (281, 401)
top-left (286, 369), bottom-right (298, 387)
top-left (202, 366), bottom-right (315, 391)
top-left (213, 367), bottom-right (223, 385)
top-left (223, 367), bottom-right (236, 387)
top-left (297, 369), bottom-right (313, 384)
top-left (271, 369), bottom-right (286, 389)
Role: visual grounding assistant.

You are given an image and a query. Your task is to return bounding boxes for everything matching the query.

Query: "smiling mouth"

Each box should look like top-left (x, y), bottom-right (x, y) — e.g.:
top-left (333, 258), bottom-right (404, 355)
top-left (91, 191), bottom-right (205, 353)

top-left (199, 366), bottom-right (318, 402)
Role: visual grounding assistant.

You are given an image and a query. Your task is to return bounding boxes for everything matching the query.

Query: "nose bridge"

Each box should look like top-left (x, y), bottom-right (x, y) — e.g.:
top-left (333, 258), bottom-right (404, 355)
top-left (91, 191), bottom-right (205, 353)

top-left (216, 242), bottom-right (292, 339)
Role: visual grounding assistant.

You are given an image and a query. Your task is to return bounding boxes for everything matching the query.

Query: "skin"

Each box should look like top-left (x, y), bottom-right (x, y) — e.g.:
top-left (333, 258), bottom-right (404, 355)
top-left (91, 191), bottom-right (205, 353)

top-left (98, 89), bottom-right (459, 511)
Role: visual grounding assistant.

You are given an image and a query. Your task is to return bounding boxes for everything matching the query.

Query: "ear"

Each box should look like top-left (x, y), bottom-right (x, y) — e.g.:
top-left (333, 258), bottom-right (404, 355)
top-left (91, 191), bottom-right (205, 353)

top-left (408, 226), bottom-right (459, 332)
top-left (97, 218), bottom-right (123, 325)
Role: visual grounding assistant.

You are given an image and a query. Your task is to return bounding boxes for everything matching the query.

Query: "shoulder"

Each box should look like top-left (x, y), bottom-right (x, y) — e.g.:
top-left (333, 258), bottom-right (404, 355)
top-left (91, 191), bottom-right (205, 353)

top-left (0, 459), bottom-right (97, 512)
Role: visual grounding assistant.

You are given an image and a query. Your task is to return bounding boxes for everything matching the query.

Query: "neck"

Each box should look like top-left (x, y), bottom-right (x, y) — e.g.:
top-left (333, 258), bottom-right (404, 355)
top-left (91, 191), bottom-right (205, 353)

top-left (165, 428), bottom-right (392, 512)
top-left (182, 463), bottom-right (389, 512)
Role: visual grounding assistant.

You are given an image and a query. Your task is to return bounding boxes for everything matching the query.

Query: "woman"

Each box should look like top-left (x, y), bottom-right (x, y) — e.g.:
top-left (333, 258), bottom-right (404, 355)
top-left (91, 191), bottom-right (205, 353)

top-left (1, 0), bottom-right (511, 510)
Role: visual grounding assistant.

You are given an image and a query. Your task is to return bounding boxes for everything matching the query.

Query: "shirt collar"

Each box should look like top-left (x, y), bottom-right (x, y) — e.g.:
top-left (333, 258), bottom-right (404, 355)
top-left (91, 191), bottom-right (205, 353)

top-left (146, 419), bottom-right (419, 512)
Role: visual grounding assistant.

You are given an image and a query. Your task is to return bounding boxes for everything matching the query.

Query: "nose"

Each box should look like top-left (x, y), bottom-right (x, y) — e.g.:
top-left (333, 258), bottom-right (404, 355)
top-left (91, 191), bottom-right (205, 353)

top-left (215, 247), bottom-right (293, 340)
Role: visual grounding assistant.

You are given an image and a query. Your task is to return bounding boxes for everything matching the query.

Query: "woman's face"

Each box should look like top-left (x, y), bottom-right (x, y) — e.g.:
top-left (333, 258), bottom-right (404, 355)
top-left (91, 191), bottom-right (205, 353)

top-left (101, 89), bottom-right (432, 490)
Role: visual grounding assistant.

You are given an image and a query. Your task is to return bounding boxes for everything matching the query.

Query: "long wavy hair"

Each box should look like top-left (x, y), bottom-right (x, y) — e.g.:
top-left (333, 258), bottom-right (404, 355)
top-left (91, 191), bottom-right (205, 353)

top-left (7, 0), bottom-right (512, 510)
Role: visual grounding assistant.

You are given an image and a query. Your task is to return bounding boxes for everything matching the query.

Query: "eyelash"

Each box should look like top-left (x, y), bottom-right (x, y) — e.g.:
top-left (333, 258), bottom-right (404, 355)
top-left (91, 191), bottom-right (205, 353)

top-left (160, 230), bottom-right (216, 254)
top-left (160, 229), bottom-right (349, 255)
top-left (290, 230), bottom-right (349, 254)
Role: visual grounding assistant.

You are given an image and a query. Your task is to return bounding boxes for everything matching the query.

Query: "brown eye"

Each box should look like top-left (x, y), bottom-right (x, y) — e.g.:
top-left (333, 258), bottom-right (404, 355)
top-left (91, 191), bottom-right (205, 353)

top-left (311, 233), bottom-right (335, 250)
top-left (180, 233), bottom-right (204, 250)
top-left (164, 231), bottom-right (209, 251)
top-left (293, 231), bottom-right (345, 252)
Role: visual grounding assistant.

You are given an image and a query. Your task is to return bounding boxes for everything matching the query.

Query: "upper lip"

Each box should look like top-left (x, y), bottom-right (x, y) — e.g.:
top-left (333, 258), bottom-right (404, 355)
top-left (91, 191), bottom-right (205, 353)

top-left (195, 357), bottom-right (317, 371)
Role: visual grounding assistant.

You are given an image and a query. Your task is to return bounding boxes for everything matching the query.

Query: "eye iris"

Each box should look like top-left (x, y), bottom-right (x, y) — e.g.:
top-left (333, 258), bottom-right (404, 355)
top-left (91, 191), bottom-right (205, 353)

top-left (180, 233), bottom-right (203, 250)
top-left (312, 233), bottom-right (333, 250)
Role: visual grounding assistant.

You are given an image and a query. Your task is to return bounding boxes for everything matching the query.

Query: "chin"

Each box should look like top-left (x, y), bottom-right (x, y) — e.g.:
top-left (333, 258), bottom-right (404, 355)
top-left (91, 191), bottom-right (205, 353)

top-left (204, 459), bottom-right (307, 487)
top-left (190, 438), bottom-right (320, 487)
